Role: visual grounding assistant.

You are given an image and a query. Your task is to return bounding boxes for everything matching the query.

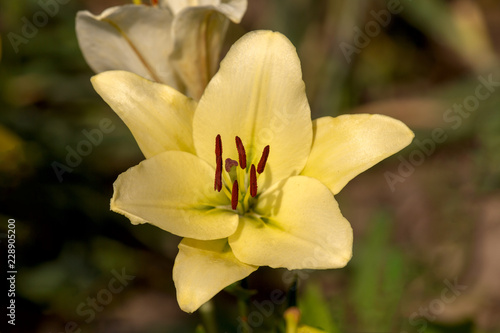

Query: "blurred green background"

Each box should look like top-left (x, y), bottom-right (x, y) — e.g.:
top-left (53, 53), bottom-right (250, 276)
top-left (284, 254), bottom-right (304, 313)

top-left (1, 0), bottom-right (500, 332)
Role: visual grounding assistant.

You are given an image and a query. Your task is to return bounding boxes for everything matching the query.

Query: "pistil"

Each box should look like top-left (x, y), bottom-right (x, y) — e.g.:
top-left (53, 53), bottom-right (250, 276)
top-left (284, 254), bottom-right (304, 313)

top-left (213, 134), bottom-right (271, 212)
top-left (225, 158), bottom-right (238, 172)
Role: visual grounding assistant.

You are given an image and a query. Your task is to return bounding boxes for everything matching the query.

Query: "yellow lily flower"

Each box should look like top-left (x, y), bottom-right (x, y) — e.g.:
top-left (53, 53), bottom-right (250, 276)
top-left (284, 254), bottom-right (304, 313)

top-left (91, 31), bottom-right (414, 313)
top-left (76, 0), bottom-right (247, 99)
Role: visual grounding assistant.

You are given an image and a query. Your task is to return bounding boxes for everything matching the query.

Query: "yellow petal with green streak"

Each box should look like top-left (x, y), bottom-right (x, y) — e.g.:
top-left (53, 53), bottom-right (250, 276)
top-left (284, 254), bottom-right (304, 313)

top-left (111, 151), bottom-right (238, 240)
top-left (229, 176), bottom-right (352, 269)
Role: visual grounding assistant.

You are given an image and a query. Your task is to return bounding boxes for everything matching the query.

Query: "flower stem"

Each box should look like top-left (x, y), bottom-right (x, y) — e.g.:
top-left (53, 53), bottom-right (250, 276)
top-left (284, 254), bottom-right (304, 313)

top-left (287, 274), bottom-right (298, 308)
top-left (199, 301), bottom-right (218, 333)
top-left (237, 278), bottom-right (251, 333)
top-left (284, 275), bottom-right (300, 333)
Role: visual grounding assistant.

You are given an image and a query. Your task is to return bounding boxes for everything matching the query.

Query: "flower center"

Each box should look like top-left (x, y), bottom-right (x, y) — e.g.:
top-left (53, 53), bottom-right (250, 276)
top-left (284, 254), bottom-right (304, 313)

top-left (214, 134), bottom-right (270, 213)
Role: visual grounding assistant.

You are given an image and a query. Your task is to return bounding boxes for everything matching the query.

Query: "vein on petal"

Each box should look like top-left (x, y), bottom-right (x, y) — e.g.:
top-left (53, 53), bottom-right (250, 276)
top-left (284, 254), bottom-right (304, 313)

top-left (102, 18), bottom-right (163, 83)
top-left (116, 200), bottom-right (219, 211)
top-left (246, 34), bottom-right (271, 164)
top-left (257, 216), bottom-right (339, 254)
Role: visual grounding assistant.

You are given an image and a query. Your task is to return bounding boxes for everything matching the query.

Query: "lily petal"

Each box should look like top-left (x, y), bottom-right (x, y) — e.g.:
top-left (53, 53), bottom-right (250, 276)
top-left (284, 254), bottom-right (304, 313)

top-left (173, 238), bottom-right (257, 313)
top-left (301, 114), bottom-right (414, 195)
top-left (214, 0), bottom-right (248, 23)
top-left (76, 5), bottom-right (178, 86)
top-left (169, 0), bottom-right (248, 99)
top-left (91, 70), bottom-right (196, 158)
top-left (162, 0), bottom-right (247, 23)
top-left (193, 31), bottom-right (312, 189)
top-left (111, 151), bottom-right (238, 240)
top-left (159, 0), bottom-right (217, 15)
top-left (170, 7), bottom-right (229, 100)
top-left (229, 176), bottom-right (353, 269)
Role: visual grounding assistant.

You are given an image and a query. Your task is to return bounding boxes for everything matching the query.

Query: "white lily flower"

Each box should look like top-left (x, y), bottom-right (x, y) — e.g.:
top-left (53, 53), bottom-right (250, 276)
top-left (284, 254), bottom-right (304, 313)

top-left (76, 0), bottom-right (247, 99)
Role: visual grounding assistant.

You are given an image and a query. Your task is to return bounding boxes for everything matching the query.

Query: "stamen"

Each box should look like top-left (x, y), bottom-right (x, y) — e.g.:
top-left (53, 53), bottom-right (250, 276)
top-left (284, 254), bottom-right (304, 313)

top-left (235, 136), bottom-right (247, 169)
top-left (231, 180), bottom-right (239, 210)
top-left (215, 160), bottom-right (222, 191)
top-left (216, 134), bottom-right (222, 160)
top-left (214, 135), bottom-right (223, 191)
top-left (225, 158), bottom-right (238, 172)
top-left (250, 165), bottom-right (257, 197)
top-left (257, 145), bottom-right (270, 174)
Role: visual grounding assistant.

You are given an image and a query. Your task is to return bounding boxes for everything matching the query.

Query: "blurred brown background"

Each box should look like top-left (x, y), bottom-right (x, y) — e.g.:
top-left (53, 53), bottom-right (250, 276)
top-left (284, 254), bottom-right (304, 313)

top-left (1, 0), bottom-right (500, 332)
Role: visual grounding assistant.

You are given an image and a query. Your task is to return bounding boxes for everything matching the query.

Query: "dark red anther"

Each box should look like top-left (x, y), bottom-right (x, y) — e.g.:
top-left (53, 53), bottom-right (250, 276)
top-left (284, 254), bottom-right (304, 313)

top-left (250, 165), bottom-right (257, 197)
top-left (215, 134), bottom-right (222, 160)
top-left (231, 180), bottom-right (239, 210)
top-left (214, 135), bottom-right (223, 191)
top-left (214, 160), bottom-right (222, 191)
top-left (235, 136), bottom-right (247, 169)
top-left (257, 145), bottom-right (270, 174)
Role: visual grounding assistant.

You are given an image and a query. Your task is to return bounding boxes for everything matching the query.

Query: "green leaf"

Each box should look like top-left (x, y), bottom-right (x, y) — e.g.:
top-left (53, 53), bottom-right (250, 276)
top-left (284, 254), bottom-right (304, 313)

top-left (299, 284), bottom-right (340, 333)
top-left (195, 324), bottom-right (207, 333)
top-left (298, 325), bottom-right (328, 333)
top-left (349, 211), bottom-right (406, 331)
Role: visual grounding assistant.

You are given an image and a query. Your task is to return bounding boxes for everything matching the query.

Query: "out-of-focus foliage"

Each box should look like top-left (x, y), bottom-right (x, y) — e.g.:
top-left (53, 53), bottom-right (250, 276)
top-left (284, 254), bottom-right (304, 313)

top-left (1, 0), bottom-right (500, 332)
